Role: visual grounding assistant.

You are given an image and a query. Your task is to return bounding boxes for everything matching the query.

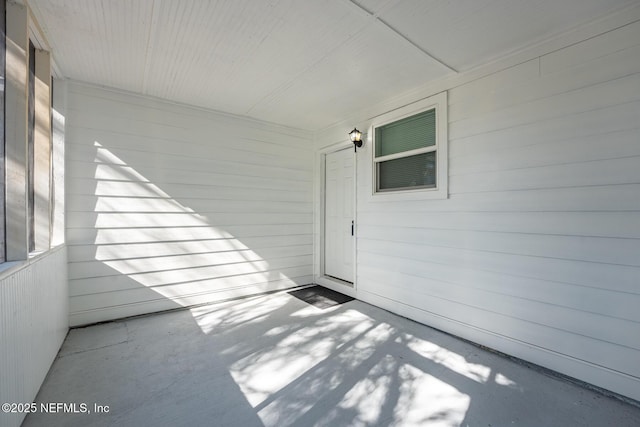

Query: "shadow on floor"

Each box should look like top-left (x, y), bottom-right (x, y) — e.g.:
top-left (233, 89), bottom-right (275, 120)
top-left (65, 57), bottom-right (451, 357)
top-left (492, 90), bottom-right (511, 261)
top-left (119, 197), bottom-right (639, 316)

top-left (24, 287), bottom-right (640, 427)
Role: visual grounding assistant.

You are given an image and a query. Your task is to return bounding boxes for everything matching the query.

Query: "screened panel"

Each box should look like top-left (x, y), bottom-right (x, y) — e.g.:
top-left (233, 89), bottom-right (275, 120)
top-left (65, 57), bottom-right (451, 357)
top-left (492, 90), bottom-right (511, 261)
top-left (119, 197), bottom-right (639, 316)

top-left (375, 108), bottom-right (435, 157)
top-left (377, 152), bottom-right (436, 191)
top-left (28, 40), bottom-right (35, 252)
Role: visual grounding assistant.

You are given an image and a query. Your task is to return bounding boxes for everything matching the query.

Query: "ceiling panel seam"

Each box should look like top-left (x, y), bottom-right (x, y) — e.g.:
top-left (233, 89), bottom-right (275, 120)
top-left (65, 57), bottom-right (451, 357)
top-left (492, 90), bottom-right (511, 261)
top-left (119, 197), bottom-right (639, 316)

top-left (245, 0), bottom-right (458, 118)
top-left (141, 0), bottom-right (160, 94)
top-left (344, 0), bottom-right (459, 73)
top-left (243, 3), bottom-right (375, 116)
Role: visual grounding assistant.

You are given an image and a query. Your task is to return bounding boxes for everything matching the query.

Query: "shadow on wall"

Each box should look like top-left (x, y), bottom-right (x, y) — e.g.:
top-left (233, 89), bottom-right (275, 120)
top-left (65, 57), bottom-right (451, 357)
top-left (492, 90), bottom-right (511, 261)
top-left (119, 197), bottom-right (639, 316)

top-left (67, 141), bottom-right (311, 325)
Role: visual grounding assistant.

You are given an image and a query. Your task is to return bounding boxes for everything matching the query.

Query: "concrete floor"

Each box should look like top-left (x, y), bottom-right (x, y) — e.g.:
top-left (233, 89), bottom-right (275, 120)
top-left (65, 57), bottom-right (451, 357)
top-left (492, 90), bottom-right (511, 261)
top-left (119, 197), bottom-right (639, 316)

top-left (24, 287), bottom-right (640, 427)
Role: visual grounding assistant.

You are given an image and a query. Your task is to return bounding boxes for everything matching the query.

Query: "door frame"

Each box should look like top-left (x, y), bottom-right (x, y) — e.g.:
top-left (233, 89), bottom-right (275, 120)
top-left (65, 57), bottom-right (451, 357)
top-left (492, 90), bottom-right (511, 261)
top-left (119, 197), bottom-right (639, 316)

top-left (315, 141), bottom-right (358, 297)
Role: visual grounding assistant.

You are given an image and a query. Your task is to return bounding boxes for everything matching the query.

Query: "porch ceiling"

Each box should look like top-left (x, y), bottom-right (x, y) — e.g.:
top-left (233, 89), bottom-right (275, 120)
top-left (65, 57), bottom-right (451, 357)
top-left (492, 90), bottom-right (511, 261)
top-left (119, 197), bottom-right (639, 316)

top-left (30, 0), bottom-right (636, 130)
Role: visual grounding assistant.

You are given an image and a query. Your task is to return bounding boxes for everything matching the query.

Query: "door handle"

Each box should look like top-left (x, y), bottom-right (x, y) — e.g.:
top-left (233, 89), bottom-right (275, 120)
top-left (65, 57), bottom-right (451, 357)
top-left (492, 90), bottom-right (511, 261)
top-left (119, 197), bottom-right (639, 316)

top-left (351, 220), bottom-right (354, 236)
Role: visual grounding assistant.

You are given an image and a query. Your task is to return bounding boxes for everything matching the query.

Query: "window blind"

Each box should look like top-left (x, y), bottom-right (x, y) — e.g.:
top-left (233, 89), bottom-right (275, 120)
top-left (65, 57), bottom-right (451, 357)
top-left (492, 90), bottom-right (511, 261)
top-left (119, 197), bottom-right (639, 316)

top-left (375, 109), bottom-right (435, 158)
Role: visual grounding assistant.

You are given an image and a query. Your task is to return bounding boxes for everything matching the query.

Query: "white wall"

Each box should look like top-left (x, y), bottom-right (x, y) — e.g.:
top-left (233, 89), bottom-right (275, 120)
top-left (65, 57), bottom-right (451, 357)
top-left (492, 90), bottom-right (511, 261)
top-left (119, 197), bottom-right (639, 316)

top-left (315, 19), bottom-right (640, 401)
top-left (66, 82), bottom-right (314, 326)
top-left (0, 247), bottom-right (69, 427)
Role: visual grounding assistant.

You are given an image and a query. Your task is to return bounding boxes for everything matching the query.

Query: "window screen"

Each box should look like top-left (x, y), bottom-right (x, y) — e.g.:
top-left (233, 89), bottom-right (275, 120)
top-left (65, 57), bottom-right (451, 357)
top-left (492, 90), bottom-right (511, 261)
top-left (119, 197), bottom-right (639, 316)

top-left (27, 40), bottom-right (35, 252)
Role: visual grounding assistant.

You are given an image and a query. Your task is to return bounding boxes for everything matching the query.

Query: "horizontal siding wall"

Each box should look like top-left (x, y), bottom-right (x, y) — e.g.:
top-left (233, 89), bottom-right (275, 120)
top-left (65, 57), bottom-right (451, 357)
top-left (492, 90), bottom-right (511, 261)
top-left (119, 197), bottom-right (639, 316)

top-left (66, 82), bottom-right (313, 326)
top-left (317, 20), bottom-right (640, 401)
top-left (0, 247), bottom-right (69, 427)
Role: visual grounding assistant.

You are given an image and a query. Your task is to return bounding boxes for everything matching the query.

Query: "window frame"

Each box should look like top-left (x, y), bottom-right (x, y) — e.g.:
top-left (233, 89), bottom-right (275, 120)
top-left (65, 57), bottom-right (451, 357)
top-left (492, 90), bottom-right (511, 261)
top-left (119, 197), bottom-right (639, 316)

top-left (3, 1), bottom-right (56, 263)
top-left (0, 0), bottom-right (5, 263)
top-left (370, 91), bottom-right (448, 201)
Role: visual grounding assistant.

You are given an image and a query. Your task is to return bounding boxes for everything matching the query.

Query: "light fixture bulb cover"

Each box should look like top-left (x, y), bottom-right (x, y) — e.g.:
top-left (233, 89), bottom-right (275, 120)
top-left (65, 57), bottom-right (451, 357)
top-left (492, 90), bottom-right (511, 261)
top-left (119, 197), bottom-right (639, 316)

top-left (349, 128), bottom-right (362, 143)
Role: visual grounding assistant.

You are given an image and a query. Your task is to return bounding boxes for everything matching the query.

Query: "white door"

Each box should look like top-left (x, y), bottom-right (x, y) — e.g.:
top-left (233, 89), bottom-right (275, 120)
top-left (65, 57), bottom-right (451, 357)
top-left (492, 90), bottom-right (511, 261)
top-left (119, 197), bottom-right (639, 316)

top-left (325, 148), bottom-right (354, 283)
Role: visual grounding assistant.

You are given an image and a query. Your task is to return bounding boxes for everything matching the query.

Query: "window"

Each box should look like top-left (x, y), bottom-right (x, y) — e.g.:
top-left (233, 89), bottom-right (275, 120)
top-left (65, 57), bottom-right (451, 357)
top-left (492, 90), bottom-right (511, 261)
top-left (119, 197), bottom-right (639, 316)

top-left (27, 40), bottom-right (52, 254)
top-left (3, 1), bottom-right (57, 262)
top-left (28, 40), bottom-right (35, 252)
top-left (371, 92), bottom-right (448, 199)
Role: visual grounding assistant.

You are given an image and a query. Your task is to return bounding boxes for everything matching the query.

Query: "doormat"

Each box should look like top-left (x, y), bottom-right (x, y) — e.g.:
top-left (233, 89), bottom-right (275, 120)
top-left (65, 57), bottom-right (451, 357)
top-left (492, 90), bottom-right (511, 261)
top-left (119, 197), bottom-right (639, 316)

top-left (288, 285), bottom-right (354, 309)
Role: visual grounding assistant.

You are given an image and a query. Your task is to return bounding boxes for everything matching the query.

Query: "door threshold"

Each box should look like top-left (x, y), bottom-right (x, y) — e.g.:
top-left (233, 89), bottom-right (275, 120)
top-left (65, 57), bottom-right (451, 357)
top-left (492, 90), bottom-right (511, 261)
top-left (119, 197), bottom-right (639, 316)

top-left (325, 274), bottom-right (353, 286)
top-left (316, 276), bottom-right (356, 298)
